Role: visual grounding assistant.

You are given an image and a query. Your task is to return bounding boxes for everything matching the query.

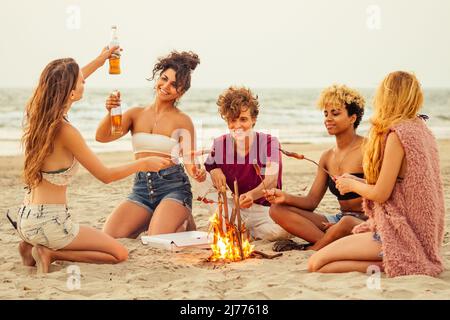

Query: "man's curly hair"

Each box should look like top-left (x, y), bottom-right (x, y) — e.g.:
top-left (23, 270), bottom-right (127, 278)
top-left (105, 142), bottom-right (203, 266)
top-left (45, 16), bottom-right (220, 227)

top-left (217, 86), bottom-right (259, 122)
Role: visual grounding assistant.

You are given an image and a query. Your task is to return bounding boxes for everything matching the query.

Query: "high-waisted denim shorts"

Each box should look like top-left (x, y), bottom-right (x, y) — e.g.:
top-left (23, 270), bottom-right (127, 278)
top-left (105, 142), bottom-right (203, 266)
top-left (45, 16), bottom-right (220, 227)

top-left (126, 164), bottom-right (193, 215)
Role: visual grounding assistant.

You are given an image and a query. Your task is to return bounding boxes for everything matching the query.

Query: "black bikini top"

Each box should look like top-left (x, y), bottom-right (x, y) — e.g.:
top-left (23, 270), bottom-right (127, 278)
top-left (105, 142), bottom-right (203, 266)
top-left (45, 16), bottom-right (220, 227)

top-left (328, 173), bottom-right (364, 200)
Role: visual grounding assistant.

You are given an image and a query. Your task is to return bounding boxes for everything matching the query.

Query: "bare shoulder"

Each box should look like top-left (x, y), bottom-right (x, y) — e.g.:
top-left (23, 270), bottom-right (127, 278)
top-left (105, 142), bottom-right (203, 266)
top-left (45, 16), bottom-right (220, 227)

top-left (59, 121), bottom-right (81, 139)
top-left (126, 106), bottom-right (146, 113)
top-left (125, 106), bottom-right (146, 118)
top-left (56, 122), bottom-right (86, 154)
top-left (320, 147), bottom-right (334, 164)
top-left (386, 131), bottom-right (403, 149)
top-left (174, 110), bottom-right (194, 129)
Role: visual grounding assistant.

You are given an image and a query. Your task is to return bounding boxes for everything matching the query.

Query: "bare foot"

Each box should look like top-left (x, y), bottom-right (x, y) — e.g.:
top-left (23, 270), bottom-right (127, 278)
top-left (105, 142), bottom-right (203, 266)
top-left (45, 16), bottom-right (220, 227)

top-left (31, 245), bottom-right (53, 274)
top-left (18, 241), bottom-right (36, 266)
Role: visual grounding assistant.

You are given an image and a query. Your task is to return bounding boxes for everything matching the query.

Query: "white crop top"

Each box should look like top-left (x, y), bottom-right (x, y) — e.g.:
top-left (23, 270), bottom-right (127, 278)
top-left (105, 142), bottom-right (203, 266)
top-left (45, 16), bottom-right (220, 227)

top-left (132, 132), bottom-right (179, 156)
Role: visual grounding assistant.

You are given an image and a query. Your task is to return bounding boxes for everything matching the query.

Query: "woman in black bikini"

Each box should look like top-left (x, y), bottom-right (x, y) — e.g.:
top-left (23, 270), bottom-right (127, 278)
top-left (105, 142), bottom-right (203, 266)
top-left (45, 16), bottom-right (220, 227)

top-left (264, 84), bottom-right (367, 252)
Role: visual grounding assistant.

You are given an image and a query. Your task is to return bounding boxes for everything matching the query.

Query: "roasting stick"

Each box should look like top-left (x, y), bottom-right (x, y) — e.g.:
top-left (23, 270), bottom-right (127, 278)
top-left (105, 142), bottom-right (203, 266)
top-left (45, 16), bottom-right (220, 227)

top-left (252, 161), bottom-right (268, 192)
top-left (217, 200), bottom-right (224, 235)
top-left (220, 186), bottom-right (230, 225)
top-left (279, 148), bottom-right (336, 180)
top-left (234, 179), bottom-right (242, 232)
top-left (233, 179), bottom-right (244, 260)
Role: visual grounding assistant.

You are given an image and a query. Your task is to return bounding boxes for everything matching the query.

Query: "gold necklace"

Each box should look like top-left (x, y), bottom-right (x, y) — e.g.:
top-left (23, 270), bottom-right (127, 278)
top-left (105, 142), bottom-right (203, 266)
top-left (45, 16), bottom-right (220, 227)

top-left (150, 106), bottom-right (171, 133)
top-left (334, 136), bottom-right (360, 173)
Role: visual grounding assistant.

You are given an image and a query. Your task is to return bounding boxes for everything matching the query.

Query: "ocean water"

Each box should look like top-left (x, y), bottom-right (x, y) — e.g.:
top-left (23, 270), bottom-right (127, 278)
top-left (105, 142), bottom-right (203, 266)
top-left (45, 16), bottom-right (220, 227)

top-left (0, 87), bottom-right (449, 156)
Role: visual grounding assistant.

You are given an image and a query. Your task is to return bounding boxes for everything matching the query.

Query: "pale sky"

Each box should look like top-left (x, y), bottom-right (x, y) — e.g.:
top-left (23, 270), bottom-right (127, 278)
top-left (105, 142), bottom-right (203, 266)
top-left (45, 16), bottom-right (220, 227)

top-left (1, 0), bottom-right (450, 88)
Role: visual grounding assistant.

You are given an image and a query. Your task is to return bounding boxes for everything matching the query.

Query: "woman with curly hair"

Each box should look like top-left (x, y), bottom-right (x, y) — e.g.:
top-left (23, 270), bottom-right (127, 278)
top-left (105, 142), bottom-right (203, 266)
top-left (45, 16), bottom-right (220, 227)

top-left (204, 86), bottom-right (291, 241)
top-left (265, 84), bottom-right (368, 251)
top-left (16, 47), bottom-right (170, 273)
top-left (96, 51), bottom-right (206, 238)
top-left (308, 71), bottom-right (445, 277)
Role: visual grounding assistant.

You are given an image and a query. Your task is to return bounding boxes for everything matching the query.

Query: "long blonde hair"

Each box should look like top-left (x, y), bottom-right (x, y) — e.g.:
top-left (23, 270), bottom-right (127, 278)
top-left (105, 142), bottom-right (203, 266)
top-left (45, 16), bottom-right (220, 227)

top-left (363, 71), bottom-right (423, 184)
top-left (22, 58), bottom-right (79, 189)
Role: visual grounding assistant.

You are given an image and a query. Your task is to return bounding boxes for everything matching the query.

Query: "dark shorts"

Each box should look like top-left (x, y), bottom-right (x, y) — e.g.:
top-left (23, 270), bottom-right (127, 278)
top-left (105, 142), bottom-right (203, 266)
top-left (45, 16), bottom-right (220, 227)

top-left (373, 232), bottom-right (383, 258)
top-left (373, 232), bottom-right (382, 243)
top-left (126, 164), bottom-right (193, 215)
top-left (325, 211), bottom-right (368, 224)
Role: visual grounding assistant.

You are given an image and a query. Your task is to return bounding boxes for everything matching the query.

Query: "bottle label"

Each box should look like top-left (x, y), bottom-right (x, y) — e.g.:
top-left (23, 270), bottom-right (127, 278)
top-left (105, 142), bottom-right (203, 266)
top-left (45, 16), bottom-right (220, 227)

top-left (109, 56), bottom-right (121, 74)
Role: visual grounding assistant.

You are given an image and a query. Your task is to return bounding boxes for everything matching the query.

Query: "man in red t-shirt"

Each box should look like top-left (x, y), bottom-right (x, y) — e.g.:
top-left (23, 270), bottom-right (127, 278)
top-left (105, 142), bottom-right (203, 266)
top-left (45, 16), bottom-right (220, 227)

top-left (203, 87), bottom-right (291, 241)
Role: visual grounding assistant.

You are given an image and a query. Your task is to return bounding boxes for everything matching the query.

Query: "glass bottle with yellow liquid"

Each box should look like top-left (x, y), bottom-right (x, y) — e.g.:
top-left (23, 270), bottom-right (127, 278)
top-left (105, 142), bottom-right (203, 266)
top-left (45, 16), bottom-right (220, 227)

top-left (110, 90), bottom-right (123, 135)
top-left (109, 25), bottom-right (121, 74)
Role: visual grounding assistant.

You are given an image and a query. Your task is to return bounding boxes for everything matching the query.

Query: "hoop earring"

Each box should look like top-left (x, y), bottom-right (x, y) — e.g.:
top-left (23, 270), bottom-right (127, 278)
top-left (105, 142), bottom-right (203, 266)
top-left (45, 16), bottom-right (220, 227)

top-left (174, 98), bottom-right (180, 107)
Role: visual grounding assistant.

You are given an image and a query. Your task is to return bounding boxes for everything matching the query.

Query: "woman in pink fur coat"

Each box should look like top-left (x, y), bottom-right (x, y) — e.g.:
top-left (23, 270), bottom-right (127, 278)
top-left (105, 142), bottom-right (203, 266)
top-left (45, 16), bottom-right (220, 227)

top-left (307, 71), bottom-right (445, 277)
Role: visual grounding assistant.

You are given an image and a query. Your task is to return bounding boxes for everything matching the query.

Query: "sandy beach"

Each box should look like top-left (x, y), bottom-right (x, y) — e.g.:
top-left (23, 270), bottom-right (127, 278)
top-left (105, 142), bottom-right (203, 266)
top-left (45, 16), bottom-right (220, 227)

top-left (1, 141), bottom-right (449, 300)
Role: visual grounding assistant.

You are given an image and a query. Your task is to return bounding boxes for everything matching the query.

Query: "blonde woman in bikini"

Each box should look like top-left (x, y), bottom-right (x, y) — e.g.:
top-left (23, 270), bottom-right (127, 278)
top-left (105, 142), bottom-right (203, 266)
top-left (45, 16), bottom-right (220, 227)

top-left (16, 47), bottom-right (170, 273)
top-left (265, 85), bottom-right (368, 251)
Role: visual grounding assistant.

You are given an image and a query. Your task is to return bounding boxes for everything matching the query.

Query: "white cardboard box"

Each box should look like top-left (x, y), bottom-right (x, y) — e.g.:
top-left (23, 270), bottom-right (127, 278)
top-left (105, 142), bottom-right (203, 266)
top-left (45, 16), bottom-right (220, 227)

top-left (141, 231), bottom-right (213, 251)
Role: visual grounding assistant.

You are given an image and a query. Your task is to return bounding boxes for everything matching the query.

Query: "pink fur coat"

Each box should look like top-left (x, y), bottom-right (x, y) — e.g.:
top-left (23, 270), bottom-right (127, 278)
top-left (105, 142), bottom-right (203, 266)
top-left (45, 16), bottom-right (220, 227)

top-left (354, 117), bottom-right (445, 277)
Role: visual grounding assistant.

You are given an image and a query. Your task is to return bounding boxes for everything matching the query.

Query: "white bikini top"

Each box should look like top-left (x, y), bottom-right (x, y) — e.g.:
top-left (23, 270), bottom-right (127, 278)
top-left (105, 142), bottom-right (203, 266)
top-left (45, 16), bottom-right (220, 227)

top-left (132, 132), bottom-right (180, 157)
top-left (41, 158), bottom-right (80, 186)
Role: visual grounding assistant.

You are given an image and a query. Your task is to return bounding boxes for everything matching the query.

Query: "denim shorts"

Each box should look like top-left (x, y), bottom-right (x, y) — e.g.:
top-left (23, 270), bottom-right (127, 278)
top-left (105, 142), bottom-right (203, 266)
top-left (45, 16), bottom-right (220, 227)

top-left (325, 211), bottom-right (368, 224)
top-left (16, 204), bottom-right (80, 250)
top-left (126, 164), bottom-right (193, 215)
top-left (373, 231), bottom-right (382, 243)
top-left (373, 232), bottom-right (384, 258)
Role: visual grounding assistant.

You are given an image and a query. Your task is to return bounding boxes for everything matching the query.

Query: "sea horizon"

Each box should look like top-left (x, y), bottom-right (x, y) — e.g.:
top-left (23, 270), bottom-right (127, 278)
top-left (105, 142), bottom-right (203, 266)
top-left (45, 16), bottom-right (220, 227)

top-left (1, 87), bottom-right (449, 156)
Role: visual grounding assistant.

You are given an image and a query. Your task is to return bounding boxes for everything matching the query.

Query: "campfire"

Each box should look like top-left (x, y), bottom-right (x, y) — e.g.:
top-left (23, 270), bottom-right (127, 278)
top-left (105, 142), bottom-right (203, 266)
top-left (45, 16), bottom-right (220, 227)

top-left (202, 163), bottom-right (283, 262)
top-left (208, 180), bottom-right (254, 262)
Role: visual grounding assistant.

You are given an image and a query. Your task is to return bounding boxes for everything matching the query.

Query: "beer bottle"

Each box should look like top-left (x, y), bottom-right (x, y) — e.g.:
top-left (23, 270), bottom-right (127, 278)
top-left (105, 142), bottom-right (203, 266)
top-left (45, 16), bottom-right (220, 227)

top-left (109, 25), bottom-right (121, 74)
top-left (110, 90), bottom-right (123, 135)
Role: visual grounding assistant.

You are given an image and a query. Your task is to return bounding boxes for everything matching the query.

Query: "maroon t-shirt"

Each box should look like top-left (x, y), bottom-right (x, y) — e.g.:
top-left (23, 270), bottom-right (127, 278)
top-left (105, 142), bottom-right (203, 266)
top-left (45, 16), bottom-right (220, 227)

top-left (204, 132), bottom-right (282, 206)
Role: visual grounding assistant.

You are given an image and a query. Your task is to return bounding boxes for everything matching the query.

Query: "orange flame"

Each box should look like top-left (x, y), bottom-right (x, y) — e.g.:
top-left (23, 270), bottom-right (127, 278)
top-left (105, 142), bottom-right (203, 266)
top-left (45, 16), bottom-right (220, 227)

top-left (208, 211), bottom-right (254, 262)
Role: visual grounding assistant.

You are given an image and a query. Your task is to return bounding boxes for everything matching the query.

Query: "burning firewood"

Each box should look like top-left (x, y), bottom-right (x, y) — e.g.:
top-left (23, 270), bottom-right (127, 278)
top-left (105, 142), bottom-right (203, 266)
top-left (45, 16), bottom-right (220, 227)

top-left (217, 200), bottom-right (224, 236)
top-left (206, 177), bottom-right (281, 262)
top-left (207, 180), bottom-right (254, 262)
top-left (233, 179), bottom-right (244, 259)
top-left (220, 186), bottom-right (230, 224)
top-left (234, 179), bottom-right (242, 232)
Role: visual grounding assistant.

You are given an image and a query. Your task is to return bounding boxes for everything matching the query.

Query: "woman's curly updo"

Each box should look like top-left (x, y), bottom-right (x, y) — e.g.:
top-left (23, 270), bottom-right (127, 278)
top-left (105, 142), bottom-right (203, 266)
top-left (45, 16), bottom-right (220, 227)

top-left (149, 50), bottom-right (200, 93)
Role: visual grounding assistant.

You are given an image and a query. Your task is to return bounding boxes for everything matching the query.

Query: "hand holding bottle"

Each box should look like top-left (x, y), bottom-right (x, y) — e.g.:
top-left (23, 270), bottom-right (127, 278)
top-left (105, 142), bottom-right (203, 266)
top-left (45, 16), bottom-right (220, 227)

top-left (109, 25), bottom-right (121, 74)
top-left (109, 90), bottom-right (123, 136)
top-left (96, 46), bottom-right (121, 67)
top-left (105, 90), bottom-right (121, 112)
